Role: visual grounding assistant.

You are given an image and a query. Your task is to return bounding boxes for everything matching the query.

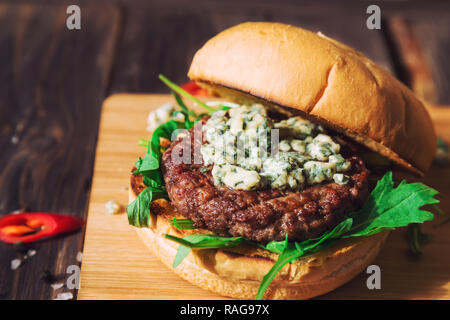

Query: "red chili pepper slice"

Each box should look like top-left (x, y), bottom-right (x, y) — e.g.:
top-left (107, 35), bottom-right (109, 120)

top-left (0, 213), bottom-right (84, 244)
top-left (181, 81), bottom-right (209, 97)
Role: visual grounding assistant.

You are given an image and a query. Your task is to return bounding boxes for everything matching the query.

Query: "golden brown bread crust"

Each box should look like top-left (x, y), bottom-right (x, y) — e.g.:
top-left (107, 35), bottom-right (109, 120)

top-left (130, 172), bottom-right (389, 300)
top-left (188, 22), bottom-right (437, 176)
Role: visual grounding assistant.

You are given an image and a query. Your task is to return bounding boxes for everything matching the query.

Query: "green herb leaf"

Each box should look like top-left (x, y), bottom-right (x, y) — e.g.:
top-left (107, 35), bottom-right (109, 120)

top-left (261, 240), bottom-right (286, 255)
top-left (344, 172), bottom-right (438, 237)
top-left (164, 233), bottom-right (244, 249)
top-left (137, 153), bottom-right (160, 172)
top-left (142, 171), bottom-right (164, 188)
top-left (407, 223), bottom-right (433, 256)
top-left (127, 187), bottom-right (152, 228)
top-left (171, 217), bottom-right (198, 230)
top-left (261, 218), bottom-right (353, 256)
top-left (256, 218), bottom-right (353, 299)
top-left (168, 234), bottom-right (245, 269)
top-left (136, 120), bottom-right (185, 183)
top-left (138, 138), bottom-right (149, 148)
top-left (127, 187), bottom-right (168, 228)
top-left (255, 238), bottom-right (303, 300)
top-left (172, 91), bottom-right (195, 129)
top-left (148, 120), bottom-right (184, 160)
top-left (159, 74), bottom-right (215, 113)
top-left (173, 245), bottom-right (191, 268)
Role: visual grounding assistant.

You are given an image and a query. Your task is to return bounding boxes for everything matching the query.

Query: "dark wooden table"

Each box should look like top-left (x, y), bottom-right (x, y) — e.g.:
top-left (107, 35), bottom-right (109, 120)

top-left (0, 0), bottom-right (449, 300)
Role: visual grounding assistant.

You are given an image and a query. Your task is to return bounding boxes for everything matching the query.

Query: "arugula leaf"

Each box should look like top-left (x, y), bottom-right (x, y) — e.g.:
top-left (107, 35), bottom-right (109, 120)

top-left (407, 223), bottom-right (433, 256)
top-left (173, 245), bottom-right (191, 268)
top-left (255, 218), bottom-right (353, 299)
top-left (172, 91), bottom-right (196, 129)
top-left (136, 153), bottom-right (160, 173)
top-left (138, 138), bottom-right (149, 148)
top-left (255, 238), bottom-right (303, 300)
top-left (148, 120), bottom-right (185, 160)
top-left (134, 121), bottom-right (184, 179)
top-left (261, 218), bottom-right (353, 256)
top-left (128, 120), bottom-right (186, 227)
top-left (164, 233), bottom-right (244, 249)
top-left (344, 172), bottom-right (438, 237)
top-left (142, 170), bottom-right (164, 188)
top-left (171, 217), bottom-right (198, 230)
top-left (261, 240), bottom-right (286, 255)
top-left (159, 74), bottom-right (215, 112)
top-left (167, 234), bottom-right (245, 269)
top-left (167, 233), bottom-right (245, 268)
top-left (128, 102), bottom-right (191, 227)
top-left (127, 187), bottom-right (167, 227)
top-left (298, 218), bottom-right (353, 252)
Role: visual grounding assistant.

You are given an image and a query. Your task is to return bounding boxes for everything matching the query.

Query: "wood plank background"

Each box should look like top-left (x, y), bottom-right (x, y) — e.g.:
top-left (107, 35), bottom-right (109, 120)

top-left (0, 0), bottom-right (449, 300)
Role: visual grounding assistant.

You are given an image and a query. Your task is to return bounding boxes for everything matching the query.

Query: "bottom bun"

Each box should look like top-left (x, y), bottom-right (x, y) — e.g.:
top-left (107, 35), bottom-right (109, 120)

top-left (129, 173), bottom-right (388, 300)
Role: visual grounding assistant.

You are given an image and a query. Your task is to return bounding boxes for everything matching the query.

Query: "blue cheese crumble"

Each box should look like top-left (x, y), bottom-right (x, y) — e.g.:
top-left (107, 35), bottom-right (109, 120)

top-left (147, 103), bottom-right (184, 132)
top-left (201, 104), bottom-right (351, 191)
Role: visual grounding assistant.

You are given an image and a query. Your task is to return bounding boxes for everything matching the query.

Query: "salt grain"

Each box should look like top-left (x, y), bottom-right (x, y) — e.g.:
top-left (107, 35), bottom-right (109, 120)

top-left (27, 249), bottom-right (37, 257)
top-left (11, 135), bottom-right (19, 144)
top-left (10, 259), bottom-right (21, 270)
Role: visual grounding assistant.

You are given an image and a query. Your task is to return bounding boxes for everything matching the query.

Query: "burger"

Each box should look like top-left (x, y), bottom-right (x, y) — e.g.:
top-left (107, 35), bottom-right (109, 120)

top-left (127, 22), bottom-right (439, 300)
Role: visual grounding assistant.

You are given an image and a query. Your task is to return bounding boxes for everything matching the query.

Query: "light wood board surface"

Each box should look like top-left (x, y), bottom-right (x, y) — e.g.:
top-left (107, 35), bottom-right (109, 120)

top-left (78, 94), bottom-right (450, 300)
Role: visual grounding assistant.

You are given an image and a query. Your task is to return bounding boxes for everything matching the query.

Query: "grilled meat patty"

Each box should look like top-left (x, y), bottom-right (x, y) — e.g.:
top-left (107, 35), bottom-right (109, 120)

top-left (161, 123), bottom-right (370, 244)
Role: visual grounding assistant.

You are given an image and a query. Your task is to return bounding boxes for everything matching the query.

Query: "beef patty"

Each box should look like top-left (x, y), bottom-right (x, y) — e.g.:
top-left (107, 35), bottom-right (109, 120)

top-left (161, 124), bottom-right (370, 243)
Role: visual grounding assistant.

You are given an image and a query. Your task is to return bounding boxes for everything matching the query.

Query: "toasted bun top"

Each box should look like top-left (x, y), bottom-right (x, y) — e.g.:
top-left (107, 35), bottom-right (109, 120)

top-left (188, 22), bottom-right (437, 175)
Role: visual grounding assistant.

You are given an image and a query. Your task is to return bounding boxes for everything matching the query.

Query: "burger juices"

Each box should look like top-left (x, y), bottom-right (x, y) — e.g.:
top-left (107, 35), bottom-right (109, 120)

top-left (127, 22), bottom-right (440, 300)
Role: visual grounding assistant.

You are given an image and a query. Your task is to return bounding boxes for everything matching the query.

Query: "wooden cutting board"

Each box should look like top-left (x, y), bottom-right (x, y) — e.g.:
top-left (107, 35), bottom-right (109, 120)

top-left (77, 94), bottom-right (450, 300)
